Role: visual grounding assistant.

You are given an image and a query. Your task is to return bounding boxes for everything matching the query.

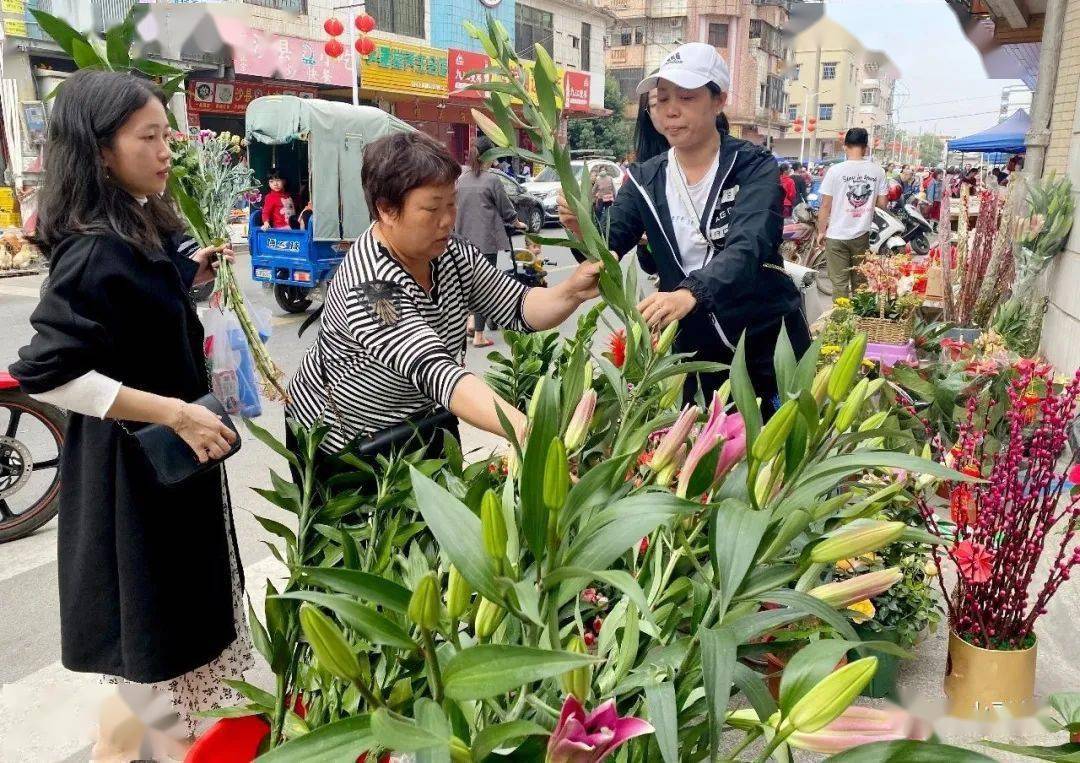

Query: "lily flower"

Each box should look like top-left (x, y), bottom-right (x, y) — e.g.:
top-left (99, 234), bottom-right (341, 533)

top-left (564, 389), bottom-right (597, 451)
top-left (786, 705), bottom-right (931, 754)
top-left (546, 696), bottom-right (654, 763)
top-left (650, 405), bottom-right (699, 473)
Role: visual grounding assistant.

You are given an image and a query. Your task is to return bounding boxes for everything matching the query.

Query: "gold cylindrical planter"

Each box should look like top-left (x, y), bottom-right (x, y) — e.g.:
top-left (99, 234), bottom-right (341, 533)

top-left (944, 631), bottom-right (1037, 719)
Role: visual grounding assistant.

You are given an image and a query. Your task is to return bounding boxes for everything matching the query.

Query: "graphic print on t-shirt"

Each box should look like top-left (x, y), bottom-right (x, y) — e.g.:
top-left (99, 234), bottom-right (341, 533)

top-left (845, 178), bottom-right (875, 217)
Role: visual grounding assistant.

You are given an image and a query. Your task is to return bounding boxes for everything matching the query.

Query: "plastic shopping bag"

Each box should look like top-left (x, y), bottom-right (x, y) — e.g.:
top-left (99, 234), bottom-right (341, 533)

top-left (203, 308), bottom-right (263, 418)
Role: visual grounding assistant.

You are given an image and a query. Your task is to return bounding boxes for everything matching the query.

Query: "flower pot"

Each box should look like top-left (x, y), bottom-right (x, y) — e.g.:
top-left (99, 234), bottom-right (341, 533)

top-left (857, 627), bottom-right (901, 699)
top-left (764, 650), bottom-right (848, 701)
top-left (943, 630), bottom-right (1037, 719)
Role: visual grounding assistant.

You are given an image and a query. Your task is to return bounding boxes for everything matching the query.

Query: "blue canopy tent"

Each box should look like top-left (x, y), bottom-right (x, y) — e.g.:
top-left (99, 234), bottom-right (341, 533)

top-left (948, 109), bottom-right (1029, 155)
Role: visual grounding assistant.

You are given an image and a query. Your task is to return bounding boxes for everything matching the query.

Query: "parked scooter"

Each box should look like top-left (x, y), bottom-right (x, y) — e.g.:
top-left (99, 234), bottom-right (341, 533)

top-left (893, 194), bottom-right (934, 256)
top-left (0, 371), bottom-right (66, 542)
top-left (781, 203), bottom-right (819, 265)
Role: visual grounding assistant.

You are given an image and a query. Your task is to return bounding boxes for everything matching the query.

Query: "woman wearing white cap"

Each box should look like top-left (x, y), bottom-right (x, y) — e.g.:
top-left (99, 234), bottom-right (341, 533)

top-left (559, 43), bottom-right (810, 413)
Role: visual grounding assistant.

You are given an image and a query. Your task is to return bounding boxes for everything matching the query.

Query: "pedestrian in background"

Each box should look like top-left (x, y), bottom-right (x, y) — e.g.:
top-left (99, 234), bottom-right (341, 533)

top-left (926, 168), bottom-right (944, 225)
top-left (455, 135), bottom-right (527, 348)
top-left (9, 69), bottom-right (248, 759)
top-left (779, 163), bottom-right (796, 219)
top-left (790, 161), bottom-right (809, 206)
top-left (816, 127), bottom-right (889, 297)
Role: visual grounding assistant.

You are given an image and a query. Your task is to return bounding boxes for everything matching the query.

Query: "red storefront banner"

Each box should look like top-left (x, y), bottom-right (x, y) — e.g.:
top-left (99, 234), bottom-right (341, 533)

top-left (564, 70), bottom-right (591, 112)
top-left (215, 17), bottom-right (356, 87)
top-left (447, 48), bottom-right (490, 100)
top-left (187, 79), bottom-right (317, 116)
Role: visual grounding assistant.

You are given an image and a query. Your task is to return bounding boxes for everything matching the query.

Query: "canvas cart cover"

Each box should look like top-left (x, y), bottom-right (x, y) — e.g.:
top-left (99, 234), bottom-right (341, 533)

top-left (245, 96), bottom-right (414, 241)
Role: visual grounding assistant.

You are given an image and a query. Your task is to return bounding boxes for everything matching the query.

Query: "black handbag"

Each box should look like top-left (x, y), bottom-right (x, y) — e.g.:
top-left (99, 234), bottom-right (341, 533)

top-left (129, 393), bottom-right (242, 486)
top-left (348, 406), bottom-right (457, 459)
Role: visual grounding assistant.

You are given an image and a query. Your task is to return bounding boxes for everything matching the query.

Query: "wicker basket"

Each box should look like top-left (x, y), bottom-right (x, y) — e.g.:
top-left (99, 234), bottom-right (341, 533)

top-left (855, 314), bottom-right (914, 345)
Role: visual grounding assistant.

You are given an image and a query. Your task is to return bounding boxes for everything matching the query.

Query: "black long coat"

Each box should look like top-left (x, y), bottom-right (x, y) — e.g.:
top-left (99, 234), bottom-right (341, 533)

top-left (10, 232), bottom-right (239, 683)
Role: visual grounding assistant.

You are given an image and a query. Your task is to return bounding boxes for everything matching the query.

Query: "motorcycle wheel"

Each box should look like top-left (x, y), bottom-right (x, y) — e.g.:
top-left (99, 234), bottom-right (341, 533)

top-left (274, 284), bottom-right (313, 313)
top-left (0, 389), bottom-right (65, 542)
top-left (800, 243), bottom-right (834, 297)
top-left (910, 232), bottom-right (931, 257)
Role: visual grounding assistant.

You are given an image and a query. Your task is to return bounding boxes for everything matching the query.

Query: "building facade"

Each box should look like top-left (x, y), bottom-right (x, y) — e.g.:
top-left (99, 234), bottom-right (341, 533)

top-left (0, 0), bottom-right (609, 183)
top-left (771, 16), bottom-right (898, 163)
top-left (601, 0), bottom-right (792, 147)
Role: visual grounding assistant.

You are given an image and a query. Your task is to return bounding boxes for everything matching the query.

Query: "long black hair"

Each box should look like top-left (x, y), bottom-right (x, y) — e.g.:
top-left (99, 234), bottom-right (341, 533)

top-left (468, 136), bottom-right (495, 177)
top-left (633, 81), bottom-right (729, 164)
top-left (35, 69), bottom-right (183, 261)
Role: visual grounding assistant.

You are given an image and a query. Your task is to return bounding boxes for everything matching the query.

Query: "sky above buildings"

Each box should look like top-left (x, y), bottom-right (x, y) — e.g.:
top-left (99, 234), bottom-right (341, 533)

top-left (824, 0), bottom-right (1028, 138)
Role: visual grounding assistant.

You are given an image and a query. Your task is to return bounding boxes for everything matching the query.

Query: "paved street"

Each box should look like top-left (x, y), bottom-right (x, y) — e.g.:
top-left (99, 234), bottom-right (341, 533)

top-left (0, 236), bottom-right (1073, 762)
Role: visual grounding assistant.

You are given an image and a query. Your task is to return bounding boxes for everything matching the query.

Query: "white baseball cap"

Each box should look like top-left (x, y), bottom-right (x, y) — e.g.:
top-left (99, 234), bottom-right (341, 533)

top-left (636, 43), bottom-right (731, 95)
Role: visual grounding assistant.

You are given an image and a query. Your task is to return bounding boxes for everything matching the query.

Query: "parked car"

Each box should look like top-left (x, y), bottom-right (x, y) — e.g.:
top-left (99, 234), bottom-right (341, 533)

top-left (490, 169), bottom-right (546, 233)
top-left (523, 158), bottom-right (624, 225)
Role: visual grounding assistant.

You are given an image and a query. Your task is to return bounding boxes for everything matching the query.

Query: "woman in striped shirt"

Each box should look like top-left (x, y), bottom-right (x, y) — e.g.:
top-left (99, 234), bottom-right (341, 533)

top-left (287, 131), bottom-right (601, 460)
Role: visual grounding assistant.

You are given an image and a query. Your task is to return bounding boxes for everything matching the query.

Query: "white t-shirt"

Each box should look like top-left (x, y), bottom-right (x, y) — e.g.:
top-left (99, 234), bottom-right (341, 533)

top-left (820, 159), bottom-right (887, 240)
top-left (665, 147), bottom-right (720, 273)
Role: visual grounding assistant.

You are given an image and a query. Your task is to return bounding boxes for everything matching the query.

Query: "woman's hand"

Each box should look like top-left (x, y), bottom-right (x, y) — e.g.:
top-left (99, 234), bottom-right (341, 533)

top-left (556, 193), bottom-right (581, 237)
top-left (563, 260), bottom-right (603, 303)
top-left (170, 401), bottom-right (237, 463)
top-left (638, 288), bottom-right (697, 331)
top-left (191, 245), bottom-right (234, 287)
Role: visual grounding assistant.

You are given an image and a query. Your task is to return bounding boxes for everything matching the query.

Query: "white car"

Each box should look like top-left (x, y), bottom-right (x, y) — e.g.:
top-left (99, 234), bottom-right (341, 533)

top-left (523, 158), bottom-right (624, 224)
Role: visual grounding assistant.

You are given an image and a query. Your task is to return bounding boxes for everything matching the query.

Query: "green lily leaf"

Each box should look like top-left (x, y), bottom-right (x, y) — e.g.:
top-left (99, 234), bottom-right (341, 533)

top-left (701, 628), bottom-right (736, 758)
top-left (981, 742), bottom-right (1080, 762)
top-left (442, 645), bottom-right (596, 701)
top-left (274, 591), bottom-right (415, 650)
top-left (825, 740), bottom-right (995, 762)
top-left (255, 715), bottom-right (374, 762)
top-left (409, 466), bottom-right (501, 603)
top-left (297, 567), bottom-right (412, 613)
top-left (472, 720), bottom-right (549, 761)
top-left (711, 500), bottom-right (771, 612)
top-left (644, 681), bottom-right (679, 763)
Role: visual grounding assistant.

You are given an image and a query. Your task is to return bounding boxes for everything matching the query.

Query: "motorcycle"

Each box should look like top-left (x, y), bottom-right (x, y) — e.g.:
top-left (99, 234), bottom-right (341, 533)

top-left (0, 371), bottom-right (66, 542)
top-left (781, 203), bottom-right (819, 265)
top-left (892, 194), bottom-right (934, 256)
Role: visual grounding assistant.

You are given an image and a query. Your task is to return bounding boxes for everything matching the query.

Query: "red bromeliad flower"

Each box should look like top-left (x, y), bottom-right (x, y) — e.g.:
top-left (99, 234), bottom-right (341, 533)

top-left (608, 329), bottom-right (626, 369)
top-left (638, 536), bottom-right (649, 556)
top-left (953, 540), bottom-right (994, 584)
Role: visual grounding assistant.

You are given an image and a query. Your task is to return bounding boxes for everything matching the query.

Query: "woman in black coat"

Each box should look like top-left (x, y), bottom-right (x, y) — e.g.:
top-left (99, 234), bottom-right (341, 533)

top-left (9, 70), bottom-right (248, 754)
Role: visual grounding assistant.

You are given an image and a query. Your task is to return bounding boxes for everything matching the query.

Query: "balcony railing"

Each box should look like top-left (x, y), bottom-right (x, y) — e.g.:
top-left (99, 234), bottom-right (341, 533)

top-left (751, 0), bottom-right (792, 9)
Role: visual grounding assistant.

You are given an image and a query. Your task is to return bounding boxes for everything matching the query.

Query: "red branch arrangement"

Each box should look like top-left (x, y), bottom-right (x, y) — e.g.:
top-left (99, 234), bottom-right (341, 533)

top-left (917, 363), bottom-right (1080, 650)
top-left (955, 190), bottom-right (1004, 327)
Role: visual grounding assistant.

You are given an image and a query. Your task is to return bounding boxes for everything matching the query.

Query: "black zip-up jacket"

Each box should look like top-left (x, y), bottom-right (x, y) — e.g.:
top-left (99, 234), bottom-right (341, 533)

top-left (606, 132), bottom-right (802, 357)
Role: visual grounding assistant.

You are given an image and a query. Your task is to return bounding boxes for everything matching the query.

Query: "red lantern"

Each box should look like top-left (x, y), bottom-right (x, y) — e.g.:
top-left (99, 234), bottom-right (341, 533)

top-left (355, 13), bottom-right (376, 33)
top-left (323, 17), bottom-right (344, 37)
top-left (324, 38), bottom-right (345, 58)
top-left (807, 122), bottom-right (816, 132)
top-left (355, 36), bottom-right (375, 56)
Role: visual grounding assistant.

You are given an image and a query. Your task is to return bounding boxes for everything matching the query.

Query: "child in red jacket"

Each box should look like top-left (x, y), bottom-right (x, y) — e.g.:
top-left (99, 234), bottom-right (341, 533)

top-left (260, 172), bottom-right (295, 230)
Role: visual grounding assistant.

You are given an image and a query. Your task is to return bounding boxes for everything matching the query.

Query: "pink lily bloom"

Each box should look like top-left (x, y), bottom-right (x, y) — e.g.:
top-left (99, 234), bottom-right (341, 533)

top-left (546, 696), bottom-right (654, 763)
top-left (676, 393), bottom-right (747, 497)
top-left (786, 704), bottom-right (931, 754)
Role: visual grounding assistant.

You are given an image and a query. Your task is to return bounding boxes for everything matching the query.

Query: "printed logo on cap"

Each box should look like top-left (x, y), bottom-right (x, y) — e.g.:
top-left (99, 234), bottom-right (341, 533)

top-left (664, 52), bottom-right (683, 65)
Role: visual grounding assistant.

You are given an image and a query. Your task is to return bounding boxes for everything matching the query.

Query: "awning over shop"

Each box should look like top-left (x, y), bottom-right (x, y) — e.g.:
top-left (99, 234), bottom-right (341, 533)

top-left (948, 109), bottom-right (1029, 154)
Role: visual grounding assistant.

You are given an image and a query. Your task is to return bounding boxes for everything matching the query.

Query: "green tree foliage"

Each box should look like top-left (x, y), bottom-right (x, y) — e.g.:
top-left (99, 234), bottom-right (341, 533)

top-left (567, 77), bottom-right (633, 160)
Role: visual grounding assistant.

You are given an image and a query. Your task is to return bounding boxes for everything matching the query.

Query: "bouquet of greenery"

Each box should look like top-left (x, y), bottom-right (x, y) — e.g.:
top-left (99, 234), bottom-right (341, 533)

top-left (168, 130), bottom-right (288, 403)
top-left (992, 175), bottom-right (1075, 355)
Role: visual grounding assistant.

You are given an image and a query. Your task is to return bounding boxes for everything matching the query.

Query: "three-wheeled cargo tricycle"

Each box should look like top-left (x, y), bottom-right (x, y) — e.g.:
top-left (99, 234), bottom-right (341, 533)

top-left (244, 96), bottom-right (414, 312)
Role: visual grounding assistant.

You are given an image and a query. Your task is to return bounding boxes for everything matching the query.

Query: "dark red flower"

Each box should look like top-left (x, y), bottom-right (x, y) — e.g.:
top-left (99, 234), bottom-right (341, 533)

top-left (583, 631), bottom-right (596, 647)
top-left (592, 616), bottom-right (603, 634)
top-left (608, 329), bottom-right (626, 369)
top-left (638, 536), bottom-right (649, 556)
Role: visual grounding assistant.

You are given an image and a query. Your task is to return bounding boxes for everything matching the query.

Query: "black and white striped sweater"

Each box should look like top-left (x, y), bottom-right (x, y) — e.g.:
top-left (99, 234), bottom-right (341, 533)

top-left (286, 225), bottom-right (531, 452)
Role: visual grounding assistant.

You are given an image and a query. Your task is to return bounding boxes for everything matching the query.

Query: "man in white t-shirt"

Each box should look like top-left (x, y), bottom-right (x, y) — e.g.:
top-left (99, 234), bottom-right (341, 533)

top-left (816, 128), bottom-right (889, 296)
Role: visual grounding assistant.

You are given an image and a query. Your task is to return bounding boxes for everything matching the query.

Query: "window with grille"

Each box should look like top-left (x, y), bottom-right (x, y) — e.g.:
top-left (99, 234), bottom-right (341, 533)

top-left (794, 63), bottom-right (801, 80)
top-left (708, 22), bottom-right (729, 47)
top-left (366, 0), bottom-right (423, 39)
top-left (787, 105), bottom-right (797, 121)
top-left (635, 26), bottom-right (645, 44)
top-left (516, 4), bottom-right (554, 58)
top-left (582, 22), bottom-right (591, 70)
top-left (748, 19), bottom-right (783, 57)
top-left (611, 67), bottom-right (645, 102)
top-left (861, 89), bottom-right (876, 106)
top-left (619, 28), bottom-right (633, 46)
top-left (244, 0), bottom-right (306, 11)
top-left (822, 61), bottom-right (837, 80)
top-left (819, 103), bottom-right (834, 120)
